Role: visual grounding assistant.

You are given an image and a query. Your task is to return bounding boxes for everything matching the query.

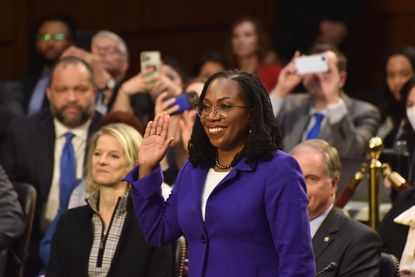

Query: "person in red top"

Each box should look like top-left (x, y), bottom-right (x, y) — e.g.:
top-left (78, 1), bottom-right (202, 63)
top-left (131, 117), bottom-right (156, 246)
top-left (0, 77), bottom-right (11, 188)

top-left (225, 16), bottom-right (281, 92)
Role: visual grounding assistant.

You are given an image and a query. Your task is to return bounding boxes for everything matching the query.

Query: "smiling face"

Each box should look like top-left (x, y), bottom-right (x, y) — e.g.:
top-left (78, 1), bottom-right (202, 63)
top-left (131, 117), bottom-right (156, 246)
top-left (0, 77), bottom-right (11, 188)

top-left (92, 134), bottom-right (131, 187)
top-left (200, 78), bottom-right (251, 156)
top-left (386, 55), bottom-right (414, 101)
top-left (292, 146), bottom-right (337, 220)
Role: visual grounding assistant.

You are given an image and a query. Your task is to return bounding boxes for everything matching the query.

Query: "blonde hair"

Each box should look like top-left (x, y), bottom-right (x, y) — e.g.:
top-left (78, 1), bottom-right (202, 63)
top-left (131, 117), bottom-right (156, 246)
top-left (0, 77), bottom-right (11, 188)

top-left (85, 123), bottom-right (142, 193)
top-left (291, 139), bottom-right (342, 181)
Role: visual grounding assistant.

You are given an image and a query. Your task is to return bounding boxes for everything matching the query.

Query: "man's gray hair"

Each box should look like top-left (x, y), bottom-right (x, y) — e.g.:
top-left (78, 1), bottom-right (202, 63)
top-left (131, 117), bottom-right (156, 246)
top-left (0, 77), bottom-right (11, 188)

top-left (93, 30), bottom-right (129, 61)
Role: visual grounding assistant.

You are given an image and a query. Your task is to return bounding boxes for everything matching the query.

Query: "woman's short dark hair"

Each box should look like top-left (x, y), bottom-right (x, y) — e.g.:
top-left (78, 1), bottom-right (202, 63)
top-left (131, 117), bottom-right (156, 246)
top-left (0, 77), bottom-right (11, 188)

top-left (188, 69), bottom-right (283, 168)
top-left (193, 51), bottom-right (229, 76)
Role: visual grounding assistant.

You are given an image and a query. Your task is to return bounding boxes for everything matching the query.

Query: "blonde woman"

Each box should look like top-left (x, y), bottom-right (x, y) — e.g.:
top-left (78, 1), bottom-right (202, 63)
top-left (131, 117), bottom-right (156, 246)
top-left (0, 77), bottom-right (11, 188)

top-left (47, 123), bottom-right (173, 277)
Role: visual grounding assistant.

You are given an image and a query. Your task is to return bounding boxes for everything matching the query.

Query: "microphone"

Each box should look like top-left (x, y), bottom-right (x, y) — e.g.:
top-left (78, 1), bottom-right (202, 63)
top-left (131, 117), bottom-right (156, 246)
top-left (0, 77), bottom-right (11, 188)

top-left (314, 262), bottom-right (338, 277)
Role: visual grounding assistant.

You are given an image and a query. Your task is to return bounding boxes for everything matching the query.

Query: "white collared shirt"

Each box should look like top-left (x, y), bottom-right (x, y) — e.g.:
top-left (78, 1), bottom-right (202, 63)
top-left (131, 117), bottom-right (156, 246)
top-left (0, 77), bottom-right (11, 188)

top-left (43, 118), bottom-right (91, 224)
top-left (310, 205), bottom-right (333, 238)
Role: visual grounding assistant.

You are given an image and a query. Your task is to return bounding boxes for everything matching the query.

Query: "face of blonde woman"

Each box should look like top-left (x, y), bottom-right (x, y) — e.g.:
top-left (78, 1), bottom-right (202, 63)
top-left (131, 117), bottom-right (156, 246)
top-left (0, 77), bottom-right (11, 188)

top-left (231, 21), bottom-right (258, 59)
top-left (386, 55), bottom-right (414, 101)
top-left (91, 134), bottom-right (130, 187)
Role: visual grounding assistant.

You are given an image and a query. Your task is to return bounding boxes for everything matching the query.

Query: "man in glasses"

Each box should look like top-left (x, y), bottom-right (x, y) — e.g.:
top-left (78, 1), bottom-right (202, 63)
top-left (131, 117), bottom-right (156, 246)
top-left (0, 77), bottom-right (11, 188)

top-left (19, 14), bottom-right (76, 115)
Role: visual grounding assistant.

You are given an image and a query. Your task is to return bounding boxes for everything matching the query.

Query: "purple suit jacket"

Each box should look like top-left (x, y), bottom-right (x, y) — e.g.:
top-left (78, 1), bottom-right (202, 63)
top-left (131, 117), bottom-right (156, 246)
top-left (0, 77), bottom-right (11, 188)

top-left (126, 150), bottom-right (315, 277)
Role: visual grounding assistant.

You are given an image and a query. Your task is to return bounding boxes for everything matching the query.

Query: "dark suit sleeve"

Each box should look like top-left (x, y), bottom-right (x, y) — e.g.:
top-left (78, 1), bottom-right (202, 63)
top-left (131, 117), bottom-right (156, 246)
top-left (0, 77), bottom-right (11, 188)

top-left (337, 228), bottom-right (381, 277)
top-left (147, 243), bottom-right (174, 277)
top-left (328, 101), bottom-right (380, 158)
top-left (0, 119), bottom-right (19, 180)
top-left (0, 166), bottom-right (25, 251)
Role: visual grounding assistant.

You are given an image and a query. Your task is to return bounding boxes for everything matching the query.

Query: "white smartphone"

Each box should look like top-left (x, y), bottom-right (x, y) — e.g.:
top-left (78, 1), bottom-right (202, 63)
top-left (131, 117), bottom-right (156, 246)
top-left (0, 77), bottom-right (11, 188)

top-left (140, 51), bottom-right (161, 74)
top-left (295, 54), bottom-right (328, 75)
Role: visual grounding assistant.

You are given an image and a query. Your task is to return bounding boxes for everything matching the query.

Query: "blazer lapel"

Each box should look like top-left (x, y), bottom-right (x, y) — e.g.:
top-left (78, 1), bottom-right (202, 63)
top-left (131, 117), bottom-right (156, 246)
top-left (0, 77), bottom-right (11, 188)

top-left (312, 208), bottom-right (341, 259)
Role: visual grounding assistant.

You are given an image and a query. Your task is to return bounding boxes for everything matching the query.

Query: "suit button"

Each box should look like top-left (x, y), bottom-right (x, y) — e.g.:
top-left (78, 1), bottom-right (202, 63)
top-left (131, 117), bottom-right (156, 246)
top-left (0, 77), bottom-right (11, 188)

top-left (200, 234), bottom-right (207, 243)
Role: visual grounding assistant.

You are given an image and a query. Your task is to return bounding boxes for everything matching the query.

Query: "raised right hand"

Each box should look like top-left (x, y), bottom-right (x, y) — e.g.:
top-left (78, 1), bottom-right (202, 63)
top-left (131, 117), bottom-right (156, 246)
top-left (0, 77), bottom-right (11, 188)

top-left (271, 51), bottom-right (302, 98)
top-left (138, 113), bottom-right (174, 177)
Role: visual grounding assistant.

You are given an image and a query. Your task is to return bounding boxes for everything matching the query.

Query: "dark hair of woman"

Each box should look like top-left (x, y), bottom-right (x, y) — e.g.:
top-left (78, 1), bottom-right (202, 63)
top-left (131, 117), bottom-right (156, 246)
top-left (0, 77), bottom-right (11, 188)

top-left (193, 51), bottom-right (229, 76)
top-left (161, 54), bottom-right (188, 83)
top-left (188, 69), bottom-right (283, 167)
top-left (382, 46), bottom-right (415, 120)
top-left (225, 16), bottom-right (275, 67)
top-left (399, 77), bottom-right (415, 138)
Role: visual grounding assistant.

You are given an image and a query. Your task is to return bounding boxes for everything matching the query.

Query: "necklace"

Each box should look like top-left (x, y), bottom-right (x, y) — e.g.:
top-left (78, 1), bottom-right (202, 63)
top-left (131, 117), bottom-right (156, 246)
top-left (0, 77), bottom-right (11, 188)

top-left (215, 153), bottom-right (232, 170)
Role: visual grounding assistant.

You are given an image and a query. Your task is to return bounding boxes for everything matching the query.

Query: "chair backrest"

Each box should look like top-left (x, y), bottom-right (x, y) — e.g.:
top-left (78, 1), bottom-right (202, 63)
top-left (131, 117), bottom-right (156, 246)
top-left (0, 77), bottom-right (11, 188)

top-left (379, 252), bottom-right (400, 277)
top-left (6, 182), bottom-right (37, 277)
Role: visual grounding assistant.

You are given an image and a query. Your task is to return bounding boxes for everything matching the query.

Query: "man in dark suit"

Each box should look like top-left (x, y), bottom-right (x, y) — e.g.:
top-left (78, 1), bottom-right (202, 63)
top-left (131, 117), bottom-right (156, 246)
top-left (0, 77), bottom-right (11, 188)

top-left (19, 14), bottom-right (76, 114)
top-left (291, 139), bottom-right (381, 276)
top-left (270, 44), bottom-right (380, 158)
top-left (0, 56), bottom-right (101, 275)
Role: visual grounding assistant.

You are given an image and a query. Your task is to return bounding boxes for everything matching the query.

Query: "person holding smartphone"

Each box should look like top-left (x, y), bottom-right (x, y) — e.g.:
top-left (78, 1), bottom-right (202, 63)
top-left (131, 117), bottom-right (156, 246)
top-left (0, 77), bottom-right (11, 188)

top-left (270, 44), bottom-right (380, 158)
top-left (111, 55), bottom-right (185, 125)
top-left (125, 70), bottom-right (315, 276)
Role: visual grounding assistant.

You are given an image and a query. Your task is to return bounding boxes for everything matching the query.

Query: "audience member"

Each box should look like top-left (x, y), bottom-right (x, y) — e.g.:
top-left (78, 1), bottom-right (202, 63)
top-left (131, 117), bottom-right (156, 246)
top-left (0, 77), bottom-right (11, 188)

top-left (155, 77), bottom-right (204, 185)
top-left (377, 187), bottom-right (415, 276)
top-left (193, 51), bottom-right (228, 79)
top-left (0, 81), bottom-right (24, 145)
top-left (0, 165), bottom-right (25, 277)
top-left (275, 0), bottom-right (362, 63)
top-left (47, 123), bottom-right (173, 277)
top-left (19, 14), bottom-right (76, 114)
top-left (0, 56), bottom-right (101, 275)
top-left (270, 44), bottom-right (380, 157)
top-left (0, 165), bottom-right (25, 251)
top-left (377, 46), bottom-right (415, 149)
top-left (125, 70), bottom-right (315, 276)
top-left (291, 139), bottom-right (381, 276)
top-left (225, 16), bottom-right (281, 92)
top-left (112, 55), bottom-right (185, 125)
top-left (397, 78), bottom-right (415, 184)
top-left (62, 30), bottom-right (130, 114)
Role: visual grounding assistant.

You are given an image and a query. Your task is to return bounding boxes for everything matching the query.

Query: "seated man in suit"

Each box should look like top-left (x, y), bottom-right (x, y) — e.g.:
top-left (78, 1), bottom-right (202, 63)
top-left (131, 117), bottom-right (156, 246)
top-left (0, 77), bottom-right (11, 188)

top-left (270, 44), bottom-right (380, 158)
top-left (0, 56), bottom-right (102, 275)
top-left (291, 139), bottom-right (381, 276)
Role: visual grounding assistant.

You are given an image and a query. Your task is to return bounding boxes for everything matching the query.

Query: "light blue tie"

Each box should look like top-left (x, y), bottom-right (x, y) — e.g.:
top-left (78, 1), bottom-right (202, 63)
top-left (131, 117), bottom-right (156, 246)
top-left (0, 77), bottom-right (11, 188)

top-left (59, 132), bottom-right (78, 210)
top-left (28, 70), bottom-right (49, 114)
top-left (306, 113), bottom-right (325, 139)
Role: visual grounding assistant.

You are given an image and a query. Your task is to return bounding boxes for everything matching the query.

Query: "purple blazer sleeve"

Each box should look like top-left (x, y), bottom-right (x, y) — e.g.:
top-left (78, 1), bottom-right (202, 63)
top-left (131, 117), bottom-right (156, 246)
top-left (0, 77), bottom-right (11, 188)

top-left (125, 165), bottom-right (182, 246)
top-left (264, 154), bottom-right (315, 276)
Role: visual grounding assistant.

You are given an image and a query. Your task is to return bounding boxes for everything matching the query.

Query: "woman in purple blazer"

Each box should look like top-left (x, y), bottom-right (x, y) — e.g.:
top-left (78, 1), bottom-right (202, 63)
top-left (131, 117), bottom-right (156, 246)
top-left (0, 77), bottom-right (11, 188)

top-left (125, 70), bottom-right (315, 277)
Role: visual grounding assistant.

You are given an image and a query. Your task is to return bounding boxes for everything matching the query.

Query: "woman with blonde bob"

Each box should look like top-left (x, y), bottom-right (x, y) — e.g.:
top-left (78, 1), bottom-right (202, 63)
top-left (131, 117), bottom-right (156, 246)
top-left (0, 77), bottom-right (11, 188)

top-left (47, 123), bottom-right (173, 277)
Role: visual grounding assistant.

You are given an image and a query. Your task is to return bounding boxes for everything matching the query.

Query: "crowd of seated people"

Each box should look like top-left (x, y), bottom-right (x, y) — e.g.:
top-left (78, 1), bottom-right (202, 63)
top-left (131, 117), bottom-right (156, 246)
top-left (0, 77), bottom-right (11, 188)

top-left (0, 11), bottom-right (415, 277)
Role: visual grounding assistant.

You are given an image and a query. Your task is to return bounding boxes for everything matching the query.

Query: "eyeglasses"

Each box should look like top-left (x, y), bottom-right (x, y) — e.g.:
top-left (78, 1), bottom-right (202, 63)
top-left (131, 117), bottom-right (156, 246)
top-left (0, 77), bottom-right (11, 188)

top-left (196, 103), bottom-right (247, 118)
top-left (36, 33), bottom-right (66, 42)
